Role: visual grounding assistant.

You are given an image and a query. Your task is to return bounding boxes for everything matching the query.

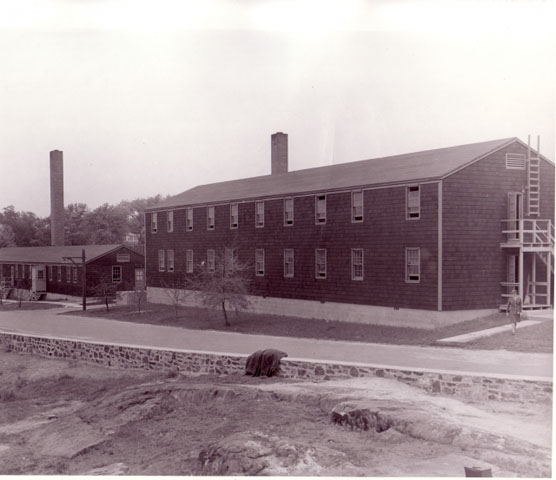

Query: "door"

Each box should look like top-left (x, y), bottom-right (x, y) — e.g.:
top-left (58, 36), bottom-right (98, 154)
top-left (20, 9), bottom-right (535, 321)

top-left (31, 266), bottom-right (47, 292)
top-left (135, 268), bottom-right (145, 290)
top-left (508, 192), bottom-right (523, 241)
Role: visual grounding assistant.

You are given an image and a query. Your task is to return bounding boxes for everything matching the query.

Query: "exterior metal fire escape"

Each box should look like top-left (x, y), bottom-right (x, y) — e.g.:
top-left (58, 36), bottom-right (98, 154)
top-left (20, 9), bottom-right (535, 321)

top-left (500, 136), bottom-right (554, 310)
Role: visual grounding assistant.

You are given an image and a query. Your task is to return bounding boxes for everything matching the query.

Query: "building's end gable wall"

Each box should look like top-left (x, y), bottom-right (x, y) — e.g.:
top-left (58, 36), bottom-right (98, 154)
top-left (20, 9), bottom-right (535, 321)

top-left (442, 142), bottom-right (554, 310)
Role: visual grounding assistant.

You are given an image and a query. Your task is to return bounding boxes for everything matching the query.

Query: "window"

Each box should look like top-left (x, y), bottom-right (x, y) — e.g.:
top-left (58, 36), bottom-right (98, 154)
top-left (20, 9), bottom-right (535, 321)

top-left (72, 267), bottom-right (77, 283)
top-left (506, 153), bottom-right (526, 170)
top-left (167, 211), bottom-right (174, 232)
top-left (167, 249), bottom-right (175, 272)
top-left (37, 269), bottom-right (44, 280)
top-left (186, 250), bottom-right (194, 273)
top-left (66, 266), bottom-right (71, 283)
top-left (186, 207), bottom-right (193, 231)
top-left (207, 206), bottom-right (215, 230)
top-left (315, 194), bottom-right (326, 224)
top-left (207, 249), bottom-right (215, 273)
top-left (315, 249), bottom-right (327, 279)
top-left (255, 201), bottom-right (264, 228)
top-left (158, 249), bottom-right (165, 272)
top-left (352, 249), bottom-right (364, 280)
top-left (151, 212), bottom-right (158, 233)
top-left (112, 265), bottom-right (122, 283)
top-left (15, 265), bottom-right (19, 280)
top-left (284, 249), bottom-right (294, 278)
top-left (255, 249), bottom-right (265, 276)
top-left (230, 203), bottom-right (238, 229)
top-left (352, 191), bottom-right (363, 222)
top-left (48, 265), bottom-right (53, 281)
top-left (56, 266), bottom-right (61, 282)
top-left (284, 197), bottom-right (294, 226)
top-left (225, 248), bottom-right (236, 273)
top-left (406, 185), bottom-right (420, 219)
top-left (406, 247), bottom-right (420, 282)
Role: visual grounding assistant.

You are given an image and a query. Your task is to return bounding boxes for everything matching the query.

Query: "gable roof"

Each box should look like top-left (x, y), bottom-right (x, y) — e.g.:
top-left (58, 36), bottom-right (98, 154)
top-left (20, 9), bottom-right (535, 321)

top-left (0, 244), bottom-right (139, 265)
top-left (147, 137), bottom-right (527, 210)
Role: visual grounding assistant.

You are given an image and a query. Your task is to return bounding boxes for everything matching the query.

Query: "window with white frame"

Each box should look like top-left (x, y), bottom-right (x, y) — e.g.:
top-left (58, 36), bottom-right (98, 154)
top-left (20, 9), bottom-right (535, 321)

top-left (406, 247), bottom-right (420, 282)
top-left (315, 249), bottom-right (327, 279)
top-left (72, 267), bottom-right (77, 283)
top-left (66, 266), bottom-right (71, 283)
top-left (158, 249), bottom-right (165, 272)
top-left (284, 197), bottom-right (294, 226)
top-left (255, 201), bottom-right (264, 228)
top-left (225, 248), bottom-right (236, 274)
top-left (284, 249), bottom-right (294, 278)
top-left (315, 194), bottom-right (326, 224)
top-left (352, 191), bottom-right (363, 222)
top-left (230, 203), bottom-right (239, 229)
top-left (255, 249), bottom-right (265, 276)
top-left (406, 185), bottom-right (420, 219)
top-left (167, 211), bottom-right (174, 232)
top-left (167, 249), bottom-right (175, 272)
top-left (151, 212), bottom-right (158, 233)
top-left (112, 265), bottom-right (122, 283)
top-left (186, 207), bottom-right (193, 231)
top-left (48, 265), bottom-right (53, 281)
top-left (207, 206), bottom-right (215, 230)
top-left (186, 249), bottom-right (194, 273)
top-left (207, 249), bottom-right (215, 273)
top-left (56, 266), bottom-right (61, 282)
top-left (352, 249), bottom-right (364, 280)
top-left (37, 269), bottom-right (44, 280)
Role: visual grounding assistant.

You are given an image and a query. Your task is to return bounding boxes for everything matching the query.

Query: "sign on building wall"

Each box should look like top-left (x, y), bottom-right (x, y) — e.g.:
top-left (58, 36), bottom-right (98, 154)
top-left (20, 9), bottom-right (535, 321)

top-left (116, 253), bottom-right (131, 263)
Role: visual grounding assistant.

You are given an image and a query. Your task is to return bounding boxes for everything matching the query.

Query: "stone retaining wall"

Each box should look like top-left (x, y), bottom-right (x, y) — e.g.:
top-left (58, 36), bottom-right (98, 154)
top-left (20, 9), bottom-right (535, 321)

top-left (0, 332), bottom-right (551, 404)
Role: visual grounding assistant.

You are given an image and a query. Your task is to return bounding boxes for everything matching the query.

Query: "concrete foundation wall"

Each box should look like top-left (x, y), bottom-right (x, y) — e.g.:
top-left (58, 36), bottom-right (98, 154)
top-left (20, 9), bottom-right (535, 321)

top-left (1, 332), bottom-right (550, 404)
top-left (147, 286), bottom-right (496, 330)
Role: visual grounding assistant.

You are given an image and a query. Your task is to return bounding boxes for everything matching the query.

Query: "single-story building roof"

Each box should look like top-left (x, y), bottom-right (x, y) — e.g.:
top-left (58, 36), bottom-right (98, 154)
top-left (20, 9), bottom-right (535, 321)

top-left (0, 245), bottom-right (139, 265)
top-left (148, 137), bottom-right (538, 210)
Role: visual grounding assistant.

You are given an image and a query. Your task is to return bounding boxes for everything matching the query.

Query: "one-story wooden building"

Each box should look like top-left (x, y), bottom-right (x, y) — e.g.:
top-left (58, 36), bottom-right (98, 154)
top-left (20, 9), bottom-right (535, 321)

top-left (143, 134), bottom-right (554, 328)
top-left (0, 244), bottom-right (145, 299)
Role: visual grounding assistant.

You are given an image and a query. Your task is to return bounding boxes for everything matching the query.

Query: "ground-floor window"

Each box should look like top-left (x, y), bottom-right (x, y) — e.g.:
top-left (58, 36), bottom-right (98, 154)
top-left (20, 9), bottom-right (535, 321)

top-left (405, 247), bottom-right (420, 282)
top-left (351, 249), bottom-right (364, 280)
top-left (56, 266), bottom-right (61, 282)
top-left (158, 250), bottom-right (165, 272)
top-left (315, 249), bottom-right (327, 279)
top-left (186, 250), bottom-right (194, 273)
top-left (207, 249), bottom-right (215, 273)
top-left (112, 265), bottom-right (122, 283)
top-left (167, 250), bottom-right (175, 272)
top-left (72, 267), bottom-right (77, 283)
top-left (284, 249), bottom-right (294, 278)
top-left (255, 249), bottom-right (265, 276)
top-left (66, 266), bottom-right (71, 283)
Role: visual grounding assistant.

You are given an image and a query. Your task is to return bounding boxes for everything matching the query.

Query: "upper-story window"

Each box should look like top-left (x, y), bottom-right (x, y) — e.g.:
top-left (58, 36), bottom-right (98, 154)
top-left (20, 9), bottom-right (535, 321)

top-left (255, 201), bottom-right (264, 228)
top-left (230, 203), bottom-right (239, 229)
top-left (315, 194), bottom-right (326, 224)
top-left (352, 190), bottom-right (363, 222)
top-left (406, 247), bottom-right (420, 283)
top-left (186, 207), bottom-right (193, 231)
top-left (505, 153), bottom-right (526, 170)
top-left (315, 248), bottom-right (327, 279)
top-left (284, 249), bottom-right (294, 278)
top-left (167, 211), bottom-right (174, 232)
top-left (151, 212), bottom-right (158, 233)
top-left (255, 248), bottom-right (265, 276)
top-left (186, 250), bottom-right (194, 273)
top-left (207, 249), bottom-right (216, 273)
top-left (284, 197), bottom-right (294, 226)
top-left (406, 185), bottom-right (420, 219)
top-left (352, 248), bottom-right (364, 280)
top-left (158, 249), bottom-right (165, 272)
top-left (167, 249), bottom-right (175, 272)
top-left (207, 206), bottom-right (215, 230)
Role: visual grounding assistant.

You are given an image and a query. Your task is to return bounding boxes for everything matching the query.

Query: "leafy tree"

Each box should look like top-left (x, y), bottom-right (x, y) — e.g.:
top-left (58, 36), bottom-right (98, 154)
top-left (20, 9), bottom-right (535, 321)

top-left (186, 248), bottom-right (252, 326)
top-left (0, 224), bottom-right (16, 248)
top-left (92, 274), bottom-right (119, 311)
top-left (0, 206), bottom-right (49, 247)
top-left (64, 203), bottom-right (90, 245)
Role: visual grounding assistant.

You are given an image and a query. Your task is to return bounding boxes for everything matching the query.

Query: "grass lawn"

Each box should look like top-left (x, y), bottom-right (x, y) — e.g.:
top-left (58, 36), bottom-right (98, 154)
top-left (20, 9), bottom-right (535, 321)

top-left (0, 302), bottom-right (61, 311)
top-left (63, 302), bottom-right (552, 352)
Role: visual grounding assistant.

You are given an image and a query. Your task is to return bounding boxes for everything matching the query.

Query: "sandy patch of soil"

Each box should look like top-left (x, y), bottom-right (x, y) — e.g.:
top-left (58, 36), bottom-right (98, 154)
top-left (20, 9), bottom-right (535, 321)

top-left (0, 351), bottom-right (551, 476)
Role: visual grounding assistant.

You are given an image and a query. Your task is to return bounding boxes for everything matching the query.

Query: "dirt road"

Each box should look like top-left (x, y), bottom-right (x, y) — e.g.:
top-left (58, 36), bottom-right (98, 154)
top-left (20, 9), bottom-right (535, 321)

top-left (0, 350), bottom-right (551, 476)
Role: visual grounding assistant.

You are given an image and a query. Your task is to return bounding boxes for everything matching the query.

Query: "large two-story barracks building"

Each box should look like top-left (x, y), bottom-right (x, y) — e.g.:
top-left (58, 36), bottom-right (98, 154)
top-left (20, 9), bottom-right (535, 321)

top-left (145, 133), bottom-right (554, 328)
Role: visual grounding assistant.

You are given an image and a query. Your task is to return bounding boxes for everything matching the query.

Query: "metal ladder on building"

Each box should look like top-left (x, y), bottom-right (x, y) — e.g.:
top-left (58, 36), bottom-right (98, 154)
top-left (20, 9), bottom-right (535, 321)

top-left (527, 135), bottom-right (541, 216)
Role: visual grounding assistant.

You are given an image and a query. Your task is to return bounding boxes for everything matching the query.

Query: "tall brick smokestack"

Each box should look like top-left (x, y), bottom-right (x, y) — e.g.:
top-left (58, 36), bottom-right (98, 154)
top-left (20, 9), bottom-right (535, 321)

top-left (50, 150), bottom-right (65, 246)
top-left (271, 132), bottom-right (288, 175)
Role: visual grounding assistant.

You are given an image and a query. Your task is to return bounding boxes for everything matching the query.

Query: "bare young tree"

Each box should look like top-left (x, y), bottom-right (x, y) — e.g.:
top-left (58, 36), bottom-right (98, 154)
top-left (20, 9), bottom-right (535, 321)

top-left (186, 248), bottom-right (252, 327)
top-left (92, 275), bottom-right (118, 312)
top-left (161, 274), bottom-right (188, 318)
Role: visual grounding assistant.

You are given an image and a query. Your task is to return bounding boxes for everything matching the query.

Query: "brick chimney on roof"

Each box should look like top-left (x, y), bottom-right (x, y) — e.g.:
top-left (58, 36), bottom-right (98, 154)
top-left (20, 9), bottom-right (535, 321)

top-left (50, 150), bottom-right (65, 246)
top-left (271, 132), bottom-right (288, 175)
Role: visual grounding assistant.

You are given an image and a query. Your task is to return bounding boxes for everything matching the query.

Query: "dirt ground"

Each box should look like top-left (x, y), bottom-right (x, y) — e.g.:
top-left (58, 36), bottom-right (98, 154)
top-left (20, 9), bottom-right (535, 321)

top-left (0, 350), bottom-right (551, 477)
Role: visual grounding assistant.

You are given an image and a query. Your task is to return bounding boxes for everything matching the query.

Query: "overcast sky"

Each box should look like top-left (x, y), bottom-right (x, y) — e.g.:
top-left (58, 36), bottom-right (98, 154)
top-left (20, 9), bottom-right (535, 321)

top-left (1, 0), bottom-right (555, 218)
